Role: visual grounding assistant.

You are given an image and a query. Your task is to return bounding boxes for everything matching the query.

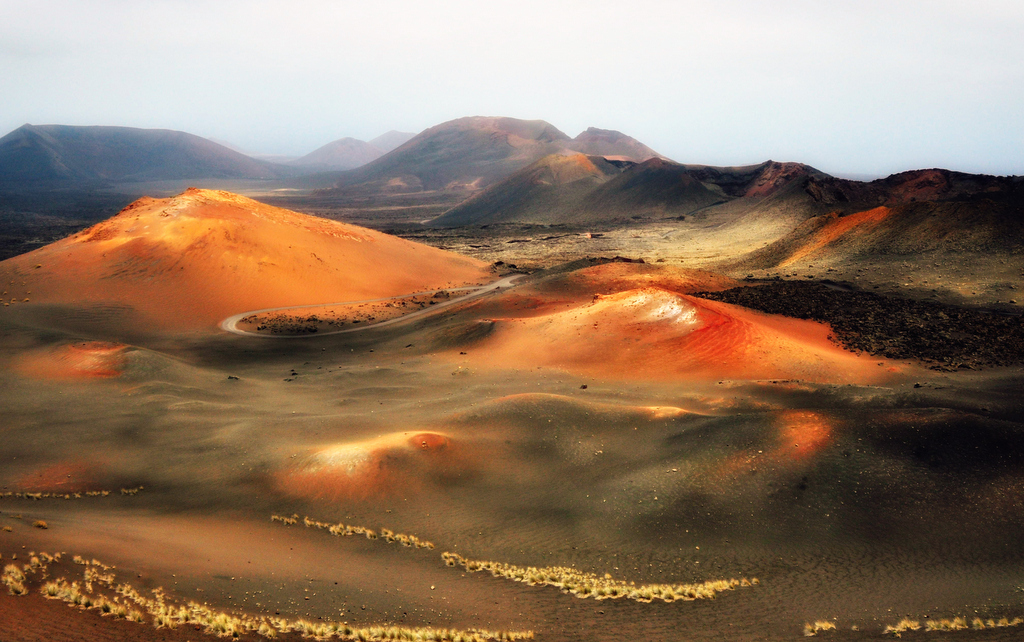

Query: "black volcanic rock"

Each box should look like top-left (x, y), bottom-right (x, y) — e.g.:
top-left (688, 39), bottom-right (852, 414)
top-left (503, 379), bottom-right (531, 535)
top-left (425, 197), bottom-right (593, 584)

top-left (697, 281), bottom-right (1024, 370)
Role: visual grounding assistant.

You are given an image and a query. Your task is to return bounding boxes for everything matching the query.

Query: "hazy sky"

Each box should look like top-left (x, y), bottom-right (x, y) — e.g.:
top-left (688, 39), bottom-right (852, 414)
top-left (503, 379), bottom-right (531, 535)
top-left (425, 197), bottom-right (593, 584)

top-left (2, 0), bottom-right (1022, 177)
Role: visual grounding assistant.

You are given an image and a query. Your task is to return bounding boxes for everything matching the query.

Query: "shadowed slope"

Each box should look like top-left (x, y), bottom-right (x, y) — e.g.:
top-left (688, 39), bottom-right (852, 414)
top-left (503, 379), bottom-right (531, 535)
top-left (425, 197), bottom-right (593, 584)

top-left (576, 158), bottom-right (724, 220)
top-left (430, 158), bottom-right (820, 227)
top-left (431, 154), bottom-right (624, 226)
top-left (0, 188), bottom-right (489, 330)
top-left (734, 184), bottom-right (1024, 271)
top-left (802, 167), bottom-right (1021, 206)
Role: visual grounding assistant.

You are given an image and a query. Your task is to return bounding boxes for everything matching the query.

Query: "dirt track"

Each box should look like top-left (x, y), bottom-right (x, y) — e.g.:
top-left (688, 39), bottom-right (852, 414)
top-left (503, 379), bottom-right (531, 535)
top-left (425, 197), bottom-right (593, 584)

top-left (219, 275), bottom-right (522, 338)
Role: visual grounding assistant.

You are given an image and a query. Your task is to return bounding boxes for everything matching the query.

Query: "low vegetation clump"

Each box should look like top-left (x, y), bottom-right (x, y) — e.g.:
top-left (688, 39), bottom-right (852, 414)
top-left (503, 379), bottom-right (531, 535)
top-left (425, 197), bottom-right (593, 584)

top-left (271, 514), bottom-right (435, 549)
top-left (27, 551), bottom-right (533, 640)
top-left (441, 552), bottom-right (757, 604)
top-left (882, 614), bottom-right (1024, 636)
top-left (924, 617), bottom-right (968, 632)
top-left (3, 563), bottom-right (28, 595)
top-left (883, 618), bottom-right (921, 635)
top-left (1, 551), bottom-right (57, 595)
top-left (0, 487), bottom-right (143, 501)
top-left (971, 617), bottom-right (1023, 630)
top-left (804, 620), bottom-right (837, 636)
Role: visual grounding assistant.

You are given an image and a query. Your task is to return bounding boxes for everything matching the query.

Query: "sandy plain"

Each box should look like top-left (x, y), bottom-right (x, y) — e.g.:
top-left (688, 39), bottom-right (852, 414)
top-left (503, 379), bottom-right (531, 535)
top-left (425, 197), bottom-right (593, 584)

top-left (0, 190), bottom-right (1023, 641)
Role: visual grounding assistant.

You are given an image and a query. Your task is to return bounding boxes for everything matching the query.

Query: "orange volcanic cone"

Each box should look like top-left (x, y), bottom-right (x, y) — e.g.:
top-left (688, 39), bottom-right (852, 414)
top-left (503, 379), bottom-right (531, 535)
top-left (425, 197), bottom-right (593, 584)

top-left (0, 188), bottom-right (489, 330)
top-left (464, 287), bottom-right (901, 384)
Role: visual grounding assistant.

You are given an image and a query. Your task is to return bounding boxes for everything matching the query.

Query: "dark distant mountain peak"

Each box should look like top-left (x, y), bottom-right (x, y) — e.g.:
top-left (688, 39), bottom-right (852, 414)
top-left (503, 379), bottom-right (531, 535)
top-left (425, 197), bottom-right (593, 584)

top-left (0, 123), bottom-right (297, 186)
top-left (569, 127), bottom-right (666, 161)
top-left (368, 130), bottom-right (416, 154)
top-left (321, 116), bottom-right (667, 197)
top-left (290, 137), bottom-right (384, 171)
top-left (323, 116), bottom-right (576, 195)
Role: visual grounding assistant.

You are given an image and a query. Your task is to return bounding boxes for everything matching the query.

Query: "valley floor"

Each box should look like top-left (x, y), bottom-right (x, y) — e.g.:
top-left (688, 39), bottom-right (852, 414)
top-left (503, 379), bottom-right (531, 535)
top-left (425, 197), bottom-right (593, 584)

top-left (2, 259), bottom-right (1023, 642)
top-left (1, 189), bottom-right (1023, 641)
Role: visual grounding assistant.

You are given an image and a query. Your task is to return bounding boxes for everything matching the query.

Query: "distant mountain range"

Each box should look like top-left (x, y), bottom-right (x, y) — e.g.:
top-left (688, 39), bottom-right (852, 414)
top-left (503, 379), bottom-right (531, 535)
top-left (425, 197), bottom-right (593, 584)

top-left (431, 156), bottom-right (833, 226)
top-left (430, 154), bottom-right (1023, 229)
top-left (0, 124), bottom-right (299, 186)
top-left (1, 118), bottom-right (1018, 244)
top-left (322, 117), bottom-right (666, 195)
top-left (288, 130), bottom-right (416, 171)
top-left (0, 118), bottom-right (668, 190)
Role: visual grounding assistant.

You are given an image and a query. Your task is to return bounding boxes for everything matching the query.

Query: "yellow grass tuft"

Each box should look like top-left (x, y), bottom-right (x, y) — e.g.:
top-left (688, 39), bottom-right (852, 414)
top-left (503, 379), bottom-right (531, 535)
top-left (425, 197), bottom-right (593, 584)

top-left (0, 488), bottom-right (140, 501)
top-left (884, 613), bottom-right (1023, 636)
top-left (2, 563), bottom-right (27, 595)
top-left (804, 620), bottom-right (837, 636)
top-left (272, 514), bottom-right (435, 549)
top-left (31, 550), bottom-right (533, 641)
top-left (924, 617), bottom-right (967, 632)
top-left (440, 551), bottom-right (757, 605)
top-left (883, 618), bottom-right (921, 635)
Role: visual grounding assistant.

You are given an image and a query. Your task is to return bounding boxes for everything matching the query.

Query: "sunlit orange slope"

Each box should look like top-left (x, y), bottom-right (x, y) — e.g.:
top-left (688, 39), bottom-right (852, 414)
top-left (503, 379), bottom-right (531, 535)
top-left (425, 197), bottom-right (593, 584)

top-left (0, 188), bottom-right (489, 329)
top-left (463, 287), bottom-right (901, 384)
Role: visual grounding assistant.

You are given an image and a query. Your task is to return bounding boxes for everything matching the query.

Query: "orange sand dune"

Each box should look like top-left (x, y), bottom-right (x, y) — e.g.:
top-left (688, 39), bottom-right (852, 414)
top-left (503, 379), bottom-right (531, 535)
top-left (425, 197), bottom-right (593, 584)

top-left (11, 460), bottom-right (108, 493)
top-left (713, 410), bottom-right (837, 483)
top-left (551, 262), bottom-right (740, 296)
top-left (461, 287), bottom-right (901, 384)
top-left (463, 263), bottom-right (739, 321)
top-left (485, 393), bottom-right (697, 419)
top-left (462, 392), bottom-right (696, 420)
top-left (448, 392), bottom-right (780, 428)
top-left (0, 188), bottom-right (489, 330)
top-left (275, 431), bottom-right (473, 500)
top-left (13, 341), bottom-right (129, 380)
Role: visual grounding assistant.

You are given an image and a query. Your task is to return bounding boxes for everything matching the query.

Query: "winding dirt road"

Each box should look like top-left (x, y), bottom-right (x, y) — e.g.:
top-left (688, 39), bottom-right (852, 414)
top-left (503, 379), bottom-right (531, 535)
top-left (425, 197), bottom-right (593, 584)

top-left (219, 275), bottom-right (521, 338)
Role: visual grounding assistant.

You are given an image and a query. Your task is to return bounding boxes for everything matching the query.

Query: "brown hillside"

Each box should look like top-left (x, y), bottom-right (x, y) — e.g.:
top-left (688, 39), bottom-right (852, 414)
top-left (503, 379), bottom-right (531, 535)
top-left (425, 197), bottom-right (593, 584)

top-left (735, 188), bottom-right (1024, 271)
top-left (568, 127), bottom-right (666, 161)
top-left (323, 117), bottom-right (669, 198)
